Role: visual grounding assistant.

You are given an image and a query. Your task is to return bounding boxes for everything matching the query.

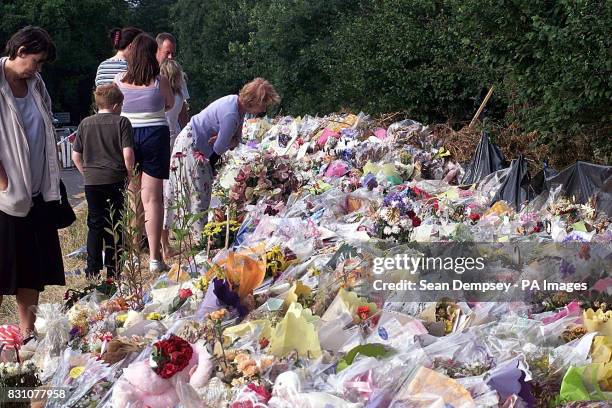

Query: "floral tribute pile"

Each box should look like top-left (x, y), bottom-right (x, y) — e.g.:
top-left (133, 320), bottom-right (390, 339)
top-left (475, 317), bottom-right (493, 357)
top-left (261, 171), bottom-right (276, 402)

top-left (0, 112), bottom-right (610, 408)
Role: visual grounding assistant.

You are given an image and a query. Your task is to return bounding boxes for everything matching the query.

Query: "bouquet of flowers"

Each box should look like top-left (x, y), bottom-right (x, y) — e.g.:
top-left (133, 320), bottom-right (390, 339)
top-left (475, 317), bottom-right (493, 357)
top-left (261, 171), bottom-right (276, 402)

top-left (68, 304), bottom-right (95, 340)
top-left (150, 334), bottom-right (193, 379)
top-left (63, 278), bottom-right (117, 311)
top-left (203, 220), bottom-right (241, 249)
top-left (0, 360), bottom-right (40, 387)
top-left (167, 288), bottom-right (193, 314)
top-left (229, 153), bottom-right (300, 211)
top-left (376, 190), bottom-right (422, 242)
top-left (265, 245), bottom-right (295, 280)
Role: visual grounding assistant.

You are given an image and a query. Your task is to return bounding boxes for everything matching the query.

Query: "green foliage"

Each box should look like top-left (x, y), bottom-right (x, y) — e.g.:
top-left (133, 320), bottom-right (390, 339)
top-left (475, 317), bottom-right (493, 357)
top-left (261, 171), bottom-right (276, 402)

top-left (459, 0), bottom-right (612, 160)
top-left (172, 0), bottom-right (610, 164)
top-left (1, 0), bottom-right (609, 163)
top-left (127, 0), bottom-right (175, 34)
top-left (0, 0), bottom-right (131, 121)
top-left (336, 343), bottom-right (392, 372)
top-left (170, 0), bottom-right (258, 110)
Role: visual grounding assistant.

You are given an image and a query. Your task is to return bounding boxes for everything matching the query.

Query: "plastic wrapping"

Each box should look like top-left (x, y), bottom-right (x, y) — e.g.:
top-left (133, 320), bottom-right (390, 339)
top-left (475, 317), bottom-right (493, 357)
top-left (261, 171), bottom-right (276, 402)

top-left (46, 348), bottom-right (117, 407)
top-left (21, 113), bottom-right (612, 407)
top-left (390, 366), bottom-right (476, 408)
top-left (32, 304), bottom-right (71, 382)
top-left (545, 161), bottom-right (612, 216)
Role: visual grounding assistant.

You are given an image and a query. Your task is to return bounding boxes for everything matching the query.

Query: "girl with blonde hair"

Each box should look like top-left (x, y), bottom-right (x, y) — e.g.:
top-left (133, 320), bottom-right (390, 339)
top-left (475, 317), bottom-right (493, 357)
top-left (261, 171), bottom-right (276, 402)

top-left (161, 78), bottom-right (280, 259)
top-left (160, 59), bottom-right (186, 148)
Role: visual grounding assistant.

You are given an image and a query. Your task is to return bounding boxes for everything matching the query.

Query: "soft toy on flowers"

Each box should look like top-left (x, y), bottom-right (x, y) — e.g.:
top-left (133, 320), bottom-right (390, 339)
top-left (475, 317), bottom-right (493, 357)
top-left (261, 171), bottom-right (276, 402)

top-left (112, 336), bottom-right (213, 408)
top-left (268, 371), bottom-right (363, 408)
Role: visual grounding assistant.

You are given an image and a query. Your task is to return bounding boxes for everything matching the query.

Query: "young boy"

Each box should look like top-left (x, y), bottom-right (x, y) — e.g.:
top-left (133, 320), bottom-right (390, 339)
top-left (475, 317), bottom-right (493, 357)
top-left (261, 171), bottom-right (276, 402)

top-left (72, 84), bottom-right (135, 279)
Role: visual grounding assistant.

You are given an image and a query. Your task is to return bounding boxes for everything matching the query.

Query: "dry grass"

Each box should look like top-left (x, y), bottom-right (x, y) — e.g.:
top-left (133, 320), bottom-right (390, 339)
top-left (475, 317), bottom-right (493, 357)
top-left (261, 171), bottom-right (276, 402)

top-left (0, 208), bottom-right (90, 324)
top-left (0, 204), bottom-right (172, 324)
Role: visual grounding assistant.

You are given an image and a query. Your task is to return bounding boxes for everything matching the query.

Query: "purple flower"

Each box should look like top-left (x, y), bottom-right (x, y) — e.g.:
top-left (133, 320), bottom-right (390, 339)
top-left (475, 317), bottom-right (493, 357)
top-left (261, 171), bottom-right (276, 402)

top-left (69, 326), bottom-right (81, 339)
top-left (362, 173), bottom-right (378, 190)
top-left (212, 278), bottom-right (247, 318)
top-left (559, 259), bottom-right (576, 278)
top-left (383, 191), bottom-right (412, 215)
top-left (340, 149), bottom-right (353, 162)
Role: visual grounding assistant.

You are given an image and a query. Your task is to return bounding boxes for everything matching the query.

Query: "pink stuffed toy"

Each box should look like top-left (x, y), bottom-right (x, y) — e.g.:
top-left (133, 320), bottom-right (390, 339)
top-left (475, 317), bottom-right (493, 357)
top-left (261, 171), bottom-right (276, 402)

top-left (112, 340), bottom-right (213, 407)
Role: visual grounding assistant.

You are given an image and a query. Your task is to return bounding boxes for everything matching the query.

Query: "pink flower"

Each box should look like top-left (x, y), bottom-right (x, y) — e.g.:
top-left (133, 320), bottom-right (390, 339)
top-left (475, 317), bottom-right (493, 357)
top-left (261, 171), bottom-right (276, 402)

top-left (193, 150), bottom-right (207, 163)
top-left (235, 171), bottom-right (247, 183)
top-left (178, 288), bottom-right (193, 300)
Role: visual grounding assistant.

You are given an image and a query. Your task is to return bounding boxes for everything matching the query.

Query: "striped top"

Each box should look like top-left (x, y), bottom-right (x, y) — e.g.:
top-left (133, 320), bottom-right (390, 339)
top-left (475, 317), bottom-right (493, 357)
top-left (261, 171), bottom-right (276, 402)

top-left (115, 73), bottom-right (168, 128)
top-left (95, 58), bottom-right (128, 87)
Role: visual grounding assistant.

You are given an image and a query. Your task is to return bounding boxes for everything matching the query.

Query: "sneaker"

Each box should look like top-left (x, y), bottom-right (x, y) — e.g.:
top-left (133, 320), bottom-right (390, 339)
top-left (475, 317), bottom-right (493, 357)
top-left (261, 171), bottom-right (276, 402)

top-left (149, 259), bottom-right (169, 273)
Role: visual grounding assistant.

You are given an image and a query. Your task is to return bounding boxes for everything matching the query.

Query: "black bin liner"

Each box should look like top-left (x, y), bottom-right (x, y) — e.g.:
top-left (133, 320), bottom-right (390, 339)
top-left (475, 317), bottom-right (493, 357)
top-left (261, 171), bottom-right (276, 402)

top-left (595, 176), bottom-right (612, 217)
top-left (530, 161), bottom-right (559, 195)
top-left (461, 131), bottom-right (506, 185)
top-left (546, 161), bottom-right (612, 216)
top-left (491, 155), bottom-right (535, 211)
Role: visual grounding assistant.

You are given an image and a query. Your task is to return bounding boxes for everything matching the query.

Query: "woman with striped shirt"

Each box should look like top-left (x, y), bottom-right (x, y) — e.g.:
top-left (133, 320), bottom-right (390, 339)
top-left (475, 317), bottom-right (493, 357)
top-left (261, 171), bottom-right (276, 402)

top-left (115, 33), bottom-right (174, 273)
top-left (95, 27), bottom-right (142, 86)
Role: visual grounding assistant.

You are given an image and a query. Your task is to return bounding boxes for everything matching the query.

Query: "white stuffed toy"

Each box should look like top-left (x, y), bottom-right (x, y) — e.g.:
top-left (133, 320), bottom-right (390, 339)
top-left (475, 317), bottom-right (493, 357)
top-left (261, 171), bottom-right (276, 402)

top-left (268, 371), bottom-right (363, 408)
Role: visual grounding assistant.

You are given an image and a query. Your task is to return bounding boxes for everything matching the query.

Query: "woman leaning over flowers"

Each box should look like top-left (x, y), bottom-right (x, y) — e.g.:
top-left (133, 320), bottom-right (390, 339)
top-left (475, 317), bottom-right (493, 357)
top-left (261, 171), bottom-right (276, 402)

top-left (161, 78), bottom-right (280, 257)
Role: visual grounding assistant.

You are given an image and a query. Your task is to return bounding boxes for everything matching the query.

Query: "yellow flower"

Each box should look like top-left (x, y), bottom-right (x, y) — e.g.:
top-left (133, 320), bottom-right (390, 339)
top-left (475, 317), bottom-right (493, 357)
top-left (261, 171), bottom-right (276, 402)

top-left (194, 276), bottom-right (209, 292)
top-left (307, 267), bottom-right (321, 276)
top-left (69, 366), bottom-right (85, 379)
top-left (209, 308), bottom-right (228, 322)
top-left (116, 313), bottom-right (128, 325)
top-left (146, 312), bottom-right (162, 320)
top-left (266, 246), bottom-right (287, 276)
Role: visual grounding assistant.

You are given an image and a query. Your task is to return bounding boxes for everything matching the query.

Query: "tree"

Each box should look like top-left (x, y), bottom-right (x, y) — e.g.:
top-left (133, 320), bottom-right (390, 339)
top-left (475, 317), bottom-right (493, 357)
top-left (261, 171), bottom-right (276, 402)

top-left (126, 0), bottom-right (174, 35)
top-left (0, 0), bottom-right (131, 122)
top-left (170, 0), bottom-right (258, 111)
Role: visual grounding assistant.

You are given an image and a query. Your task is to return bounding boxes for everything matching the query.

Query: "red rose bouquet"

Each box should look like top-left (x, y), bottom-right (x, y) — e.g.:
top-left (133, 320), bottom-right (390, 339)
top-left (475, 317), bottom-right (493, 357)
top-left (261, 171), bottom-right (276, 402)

top-left (150, 335), bottom-right (193, 379)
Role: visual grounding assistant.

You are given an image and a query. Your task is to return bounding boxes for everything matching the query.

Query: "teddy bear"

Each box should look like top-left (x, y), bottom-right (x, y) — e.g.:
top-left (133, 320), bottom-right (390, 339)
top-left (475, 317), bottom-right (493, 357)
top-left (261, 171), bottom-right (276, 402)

top-left (111, 339), bottom-right (213, 408)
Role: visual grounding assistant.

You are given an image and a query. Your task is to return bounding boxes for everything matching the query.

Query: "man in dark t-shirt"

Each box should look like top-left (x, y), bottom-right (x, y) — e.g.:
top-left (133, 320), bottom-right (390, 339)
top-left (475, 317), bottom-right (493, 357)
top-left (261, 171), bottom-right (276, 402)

top-left (72, 84), bottom-right (135, 279)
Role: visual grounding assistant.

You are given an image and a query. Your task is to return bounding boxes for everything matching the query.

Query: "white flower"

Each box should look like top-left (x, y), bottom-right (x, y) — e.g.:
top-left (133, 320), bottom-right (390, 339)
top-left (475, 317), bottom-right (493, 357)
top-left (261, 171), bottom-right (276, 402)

top-left (24, 361), bottom-right (37, 372)
top-left (399, 218), bottom-right (410, 228)
top-left (383, 226), bottom-right (392, 235)
top-left (391, 200), bottom-right (399, 208)
top-left (392, 225), bottom-right (401, 235)
top-left (402, 197), bottom-right (410, 205)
